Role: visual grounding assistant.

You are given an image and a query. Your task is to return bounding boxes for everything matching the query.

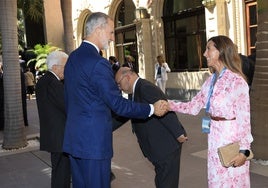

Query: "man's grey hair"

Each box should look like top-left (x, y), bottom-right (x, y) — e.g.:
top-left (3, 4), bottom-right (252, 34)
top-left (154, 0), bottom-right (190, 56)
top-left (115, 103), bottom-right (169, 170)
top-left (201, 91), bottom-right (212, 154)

top-left (46, 51), bottom-right (68, 70)
top-left (84, 12), bottom-right (110, 37)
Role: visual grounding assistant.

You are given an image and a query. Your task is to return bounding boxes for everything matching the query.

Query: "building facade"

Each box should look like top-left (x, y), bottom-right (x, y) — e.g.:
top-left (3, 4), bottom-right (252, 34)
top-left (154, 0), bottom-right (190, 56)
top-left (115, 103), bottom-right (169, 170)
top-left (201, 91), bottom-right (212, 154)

top-left (43, 0), bottom-right (257, 100)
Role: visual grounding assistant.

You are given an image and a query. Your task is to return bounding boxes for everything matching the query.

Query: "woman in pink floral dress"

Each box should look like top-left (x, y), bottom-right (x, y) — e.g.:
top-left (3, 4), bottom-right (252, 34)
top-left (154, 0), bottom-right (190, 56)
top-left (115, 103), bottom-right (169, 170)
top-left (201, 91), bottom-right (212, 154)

top-left (169, 35), bottom-right (253, 188)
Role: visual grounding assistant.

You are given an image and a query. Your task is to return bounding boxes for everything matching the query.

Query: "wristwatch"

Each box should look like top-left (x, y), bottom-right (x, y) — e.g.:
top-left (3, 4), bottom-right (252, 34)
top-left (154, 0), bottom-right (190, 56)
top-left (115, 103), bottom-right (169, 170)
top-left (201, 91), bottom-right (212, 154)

top-left (239, 149), bottom-right (250, 157)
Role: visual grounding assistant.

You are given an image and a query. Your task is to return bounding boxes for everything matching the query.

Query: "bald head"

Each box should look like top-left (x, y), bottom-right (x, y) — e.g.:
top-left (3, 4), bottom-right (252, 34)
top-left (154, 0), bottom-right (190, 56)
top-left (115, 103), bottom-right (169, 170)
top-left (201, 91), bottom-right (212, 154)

top-left (116, 67), bottom-right (130, 78)
top-left (115, 67), bottom-right (138, 94)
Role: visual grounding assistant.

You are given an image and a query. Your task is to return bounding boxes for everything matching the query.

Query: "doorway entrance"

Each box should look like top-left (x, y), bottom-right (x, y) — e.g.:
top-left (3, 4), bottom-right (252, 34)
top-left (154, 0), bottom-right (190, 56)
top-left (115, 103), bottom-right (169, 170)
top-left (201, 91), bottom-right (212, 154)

top-left (115, 24), bottom-right (138, 71)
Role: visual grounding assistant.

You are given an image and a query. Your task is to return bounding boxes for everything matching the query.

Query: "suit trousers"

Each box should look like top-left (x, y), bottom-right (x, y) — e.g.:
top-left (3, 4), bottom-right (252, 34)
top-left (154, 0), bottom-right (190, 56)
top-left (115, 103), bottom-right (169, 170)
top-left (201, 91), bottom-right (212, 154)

top-left (51, 152), bottom-right (71, 188)
top-left (69, 155), bottom-right (111, 188)
top-left (152, 148), bottom-right (182, 188)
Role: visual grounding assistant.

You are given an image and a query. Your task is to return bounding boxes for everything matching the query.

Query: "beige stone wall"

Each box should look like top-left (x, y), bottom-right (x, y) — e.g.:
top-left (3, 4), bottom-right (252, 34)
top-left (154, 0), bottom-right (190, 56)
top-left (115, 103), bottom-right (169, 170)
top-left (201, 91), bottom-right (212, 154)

top-left (41, 0), bottom-right (245, 91)
top-left (166, 71), bottom-right (211, 90)
top-left (136, 19), bottom-right (155, 82)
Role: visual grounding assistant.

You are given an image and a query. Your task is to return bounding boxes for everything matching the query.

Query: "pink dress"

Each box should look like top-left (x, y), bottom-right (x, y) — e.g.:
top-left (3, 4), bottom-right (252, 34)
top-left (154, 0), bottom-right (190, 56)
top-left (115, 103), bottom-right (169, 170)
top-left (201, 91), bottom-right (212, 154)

top-left (169, 69), bottom-right (253, 188)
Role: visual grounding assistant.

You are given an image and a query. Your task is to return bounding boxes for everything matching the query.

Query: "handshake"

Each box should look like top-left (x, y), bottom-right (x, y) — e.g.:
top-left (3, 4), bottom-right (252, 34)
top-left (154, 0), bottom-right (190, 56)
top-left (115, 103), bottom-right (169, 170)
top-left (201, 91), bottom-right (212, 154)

top-left (153, 100), bottom-right (169, 117)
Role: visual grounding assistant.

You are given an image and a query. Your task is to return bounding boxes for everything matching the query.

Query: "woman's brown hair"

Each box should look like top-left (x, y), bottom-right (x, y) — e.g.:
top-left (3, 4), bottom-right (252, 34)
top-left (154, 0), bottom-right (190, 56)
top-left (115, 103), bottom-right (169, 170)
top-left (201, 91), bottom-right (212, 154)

top-left (208, 35), bottom-right (247, 81)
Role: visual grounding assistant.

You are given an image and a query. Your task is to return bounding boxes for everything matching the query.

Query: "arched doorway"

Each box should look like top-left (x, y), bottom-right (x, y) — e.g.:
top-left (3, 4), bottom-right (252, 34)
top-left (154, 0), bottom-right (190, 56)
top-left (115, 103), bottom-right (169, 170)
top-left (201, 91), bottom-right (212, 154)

top-left (114, 0), bottom-right (138, 71)
top-left (76, 9), bottom-right (91, 47)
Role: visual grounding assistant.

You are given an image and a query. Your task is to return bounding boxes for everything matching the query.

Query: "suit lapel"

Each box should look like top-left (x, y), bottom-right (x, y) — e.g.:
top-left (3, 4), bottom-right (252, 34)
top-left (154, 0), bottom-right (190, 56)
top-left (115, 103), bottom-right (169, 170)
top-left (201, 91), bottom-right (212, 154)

top-left (133, 79), bottom-right (142, 102)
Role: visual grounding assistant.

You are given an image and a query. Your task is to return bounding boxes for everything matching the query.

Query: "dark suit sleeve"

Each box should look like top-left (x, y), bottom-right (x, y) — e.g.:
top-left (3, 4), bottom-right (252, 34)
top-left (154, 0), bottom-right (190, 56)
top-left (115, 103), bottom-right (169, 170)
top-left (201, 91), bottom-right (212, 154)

top-left (112, 111), bottom-right (129, 131)
top-left (138, 80), bottom-right (186, 139)
top-left (158, 112), bottom-right (186, 139)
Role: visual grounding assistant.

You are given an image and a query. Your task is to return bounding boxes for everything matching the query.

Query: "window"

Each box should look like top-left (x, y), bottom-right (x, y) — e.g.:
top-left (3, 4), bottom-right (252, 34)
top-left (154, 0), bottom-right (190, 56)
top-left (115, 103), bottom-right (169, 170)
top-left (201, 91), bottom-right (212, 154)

top-left (115, 0), bottom-right (136, 27)
top-left (163, 0), bottom-right (206, 72)
top-left (114, 0), bottom-right (138, 70)
top-left (245, 0), bottom-right (257, 55)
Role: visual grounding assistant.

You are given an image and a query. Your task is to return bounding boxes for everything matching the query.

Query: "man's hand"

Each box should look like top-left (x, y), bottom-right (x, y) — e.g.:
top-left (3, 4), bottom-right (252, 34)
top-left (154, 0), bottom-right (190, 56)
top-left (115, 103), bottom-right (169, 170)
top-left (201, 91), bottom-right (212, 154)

top-left (177, 134), bottom-right (188, 143)
top-left (153, 100), bottom-right (168, 116)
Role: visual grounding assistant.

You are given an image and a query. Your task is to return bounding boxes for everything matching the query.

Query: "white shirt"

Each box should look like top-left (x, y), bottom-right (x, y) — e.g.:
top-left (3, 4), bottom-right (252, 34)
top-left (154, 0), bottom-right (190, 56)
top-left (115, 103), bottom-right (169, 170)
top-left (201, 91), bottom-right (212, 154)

top-left (132, 77), bottom-right (154, 116)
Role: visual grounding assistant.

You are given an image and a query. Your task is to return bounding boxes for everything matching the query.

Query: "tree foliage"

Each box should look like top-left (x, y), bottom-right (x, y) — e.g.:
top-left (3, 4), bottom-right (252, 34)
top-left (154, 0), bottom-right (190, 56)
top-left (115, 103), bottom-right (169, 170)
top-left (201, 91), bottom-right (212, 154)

top-left (17, 0), bottom-right (44, 23)
top-left (27, 43), bottom-right (61, 72)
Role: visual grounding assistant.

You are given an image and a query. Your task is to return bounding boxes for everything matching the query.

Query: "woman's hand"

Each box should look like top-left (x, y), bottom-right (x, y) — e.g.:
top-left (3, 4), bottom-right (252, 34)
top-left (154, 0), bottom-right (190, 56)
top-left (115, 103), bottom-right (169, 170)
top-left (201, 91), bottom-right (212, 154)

top-left (229, 153), bottom-right (247, 167)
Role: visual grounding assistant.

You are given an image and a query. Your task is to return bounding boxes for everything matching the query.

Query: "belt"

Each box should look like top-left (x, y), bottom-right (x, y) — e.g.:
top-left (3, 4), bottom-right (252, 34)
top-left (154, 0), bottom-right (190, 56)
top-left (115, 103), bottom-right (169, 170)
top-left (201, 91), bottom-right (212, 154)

top-left (210, 116), bottom-right (236, 121)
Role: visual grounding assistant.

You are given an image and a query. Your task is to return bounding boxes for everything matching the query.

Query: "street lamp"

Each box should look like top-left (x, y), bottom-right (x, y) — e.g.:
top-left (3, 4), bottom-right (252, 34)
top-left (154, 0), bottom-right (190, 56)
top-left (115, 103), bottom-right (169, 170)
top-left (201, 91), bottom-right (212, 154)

top-left (202, 0), bottom-right (216, 10)
top-left (135, 7), bottom-right (150, 20)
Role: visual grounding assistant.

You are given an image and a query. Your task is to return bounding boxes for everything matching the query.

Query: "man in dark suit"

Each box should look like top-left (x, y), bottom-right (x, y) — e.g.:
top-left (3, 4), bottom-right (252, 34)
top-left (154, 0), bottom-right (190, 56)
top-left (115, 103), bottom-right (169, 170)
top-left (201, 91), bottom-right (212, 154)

top-left (114, 67), bottom-right (188, 188)
top-left (63, 12), bottom-right (167, 188)
top-left (239, 53), bottom-right (255, 88)
top-left (35, 51), bottom-right (71, 188)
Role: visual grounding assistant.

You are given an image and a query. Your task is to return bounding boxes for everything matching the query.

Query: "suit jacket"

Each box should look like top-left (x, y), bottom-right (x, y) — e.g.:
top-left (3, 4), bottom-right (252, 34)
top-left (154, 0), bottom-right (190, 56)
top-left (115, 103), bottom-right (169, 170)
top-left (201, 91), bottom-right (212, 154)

top-left (132, 78), bottom-right (186, 162)
top-left (112, 78), bottom-right (186, 162)
top-left (63, 42), bottom-right (151, 160)
top-left (35, 71), bottom-right (66, 152)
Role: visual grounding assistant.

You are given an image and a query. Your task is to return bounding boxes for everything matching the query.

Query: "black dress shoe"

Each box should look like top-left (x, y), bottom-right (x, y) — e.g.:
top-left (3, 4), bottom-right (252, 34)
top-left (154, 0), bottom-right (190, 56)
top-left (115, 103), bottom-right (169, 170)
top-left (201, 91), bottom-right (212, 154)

top-left (110, 171), bottom-right (116, 182)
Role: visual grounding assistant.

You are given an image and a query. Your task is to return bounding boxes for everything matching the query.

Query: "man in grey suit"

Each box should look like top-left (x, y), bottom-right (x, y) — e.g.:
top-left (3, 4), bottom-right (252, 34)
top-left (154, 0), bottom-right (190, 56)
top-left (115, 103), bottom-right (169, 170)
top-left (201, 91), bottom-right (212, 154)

top-left (35, 51), bottom-right (71, 188)
top-left (114, 67), bottom-right (188, 188)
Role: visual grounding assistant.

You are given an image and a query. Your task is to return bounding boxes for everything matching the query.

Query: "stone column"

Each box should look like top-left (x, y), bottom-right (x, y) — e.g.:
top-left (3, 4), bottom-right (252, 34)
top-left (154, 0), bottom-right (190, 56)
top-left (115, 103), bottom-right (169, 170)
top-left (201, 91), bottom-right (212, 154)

top-left (216, 0), bottom-right (229, 35)
top-left (135, 18), bottom-right (154, 82)
top-left (203, 0), bottom-right (229, 39)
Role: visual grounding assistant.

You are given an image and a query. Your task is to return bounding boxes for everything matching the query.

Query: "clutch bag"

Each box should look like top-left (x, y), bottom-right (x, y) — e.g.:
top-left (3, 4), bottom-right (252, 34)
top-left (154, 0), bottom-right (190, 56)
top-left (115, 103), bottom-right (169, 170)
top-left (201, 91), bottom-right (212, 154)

top-left (218, 142), bottom-right (254, 167)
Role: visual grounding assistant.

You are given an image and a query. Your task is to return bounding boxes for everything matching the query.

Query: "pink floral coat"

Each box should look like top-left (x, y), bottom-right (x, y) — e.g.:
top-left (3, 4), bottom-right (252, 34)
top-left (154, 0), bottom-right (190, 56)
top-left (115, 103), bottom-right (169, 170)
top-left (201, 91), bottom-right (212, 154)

top-left (169, 69), bottom-right (253, 188)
